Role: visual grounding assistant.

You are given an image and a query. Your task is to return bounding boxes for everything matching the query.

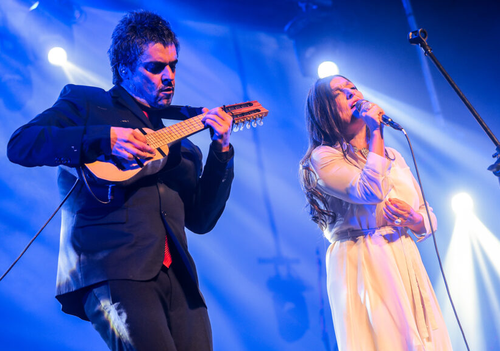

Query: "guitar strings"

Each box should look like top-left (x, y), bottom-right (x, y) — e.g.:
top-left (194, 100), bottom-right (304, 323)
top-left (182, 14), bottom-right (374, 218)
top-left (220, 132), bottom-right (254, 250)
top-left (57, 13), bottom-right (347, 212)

top-left (146, 104), bottom-right (268, 148)
top-left (147, 116), bottom-right (205, 148)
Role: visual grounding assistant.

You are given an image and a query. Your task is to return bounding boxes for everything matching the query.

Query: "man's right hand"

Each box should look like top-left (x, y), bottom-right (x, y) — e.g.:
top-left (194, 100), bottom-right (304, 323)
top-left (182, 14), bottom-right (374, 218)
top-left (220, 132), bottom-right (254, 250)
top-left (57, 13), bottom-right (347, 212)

top-left (110, 127), bottom-right (156, 160)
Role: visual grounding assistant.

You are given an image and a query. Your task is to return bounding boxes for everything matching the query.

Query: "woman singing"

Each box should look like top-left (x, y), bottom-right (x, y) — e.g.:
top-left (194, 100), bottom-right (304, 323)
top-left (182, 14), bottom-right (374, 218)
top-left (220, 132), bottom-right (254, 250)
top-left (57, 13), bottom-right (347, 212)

top-left (300, 75), bottom-right (453, 350)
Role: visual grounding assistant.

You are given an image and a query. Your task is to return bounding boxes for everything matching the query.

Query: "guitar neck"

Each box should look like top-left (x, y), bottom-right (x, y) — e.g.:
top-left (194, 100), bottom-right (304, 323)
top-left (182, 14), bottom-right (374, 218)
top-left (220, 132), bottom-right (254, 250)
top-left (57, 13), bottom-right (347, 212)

top-left (145, 101), bottom-right (268, 149)
top-left (146, 114), bottom-right (206, 148)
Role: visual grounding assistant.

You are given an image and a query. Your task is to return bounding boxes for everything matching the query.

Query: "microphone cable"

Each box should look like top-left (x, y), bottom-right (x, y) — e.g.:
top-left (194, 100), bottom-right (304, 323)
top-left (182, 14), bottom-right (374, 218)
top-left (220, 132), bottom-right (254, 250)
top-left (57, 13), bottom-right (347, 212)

top-left (0, 179), bottom-right (80, 282)
top-left (396, 125), bottom-right (471, 351)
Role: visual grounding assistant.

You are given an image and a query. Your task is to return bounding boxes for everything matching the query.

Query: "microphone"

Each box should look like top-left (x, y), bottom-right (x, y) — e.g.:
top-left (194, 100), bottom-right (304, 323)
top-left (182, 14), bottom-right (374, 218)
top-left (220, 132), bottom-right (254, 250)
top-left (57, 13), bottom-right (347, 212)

top-left (355, 99), bottom-right (403, 131)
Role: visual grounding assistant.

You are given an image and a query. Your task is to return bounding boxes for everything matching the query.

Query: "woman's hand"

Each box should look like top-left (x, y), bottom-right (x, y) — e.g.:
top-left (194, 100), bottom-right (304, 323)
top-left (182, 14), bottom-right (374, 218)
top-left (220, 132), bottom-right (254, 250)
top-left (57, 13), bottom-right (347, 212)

top-left (357, 100), bottom-right (385, 133)
top-left (356, 100), bottom-right (386, 158)
top-left (383, 198), bottom-right (426, 234)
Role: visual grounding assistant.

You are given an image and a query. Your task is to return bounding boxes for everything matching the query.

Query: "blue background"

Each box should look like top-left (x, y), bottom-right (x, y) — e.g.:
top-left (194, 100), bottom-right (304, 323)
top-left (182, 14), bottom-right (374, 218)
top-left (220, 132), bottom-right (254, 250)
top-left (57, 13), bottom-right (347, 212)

top-left (1, 0), bottom-right (499, 350)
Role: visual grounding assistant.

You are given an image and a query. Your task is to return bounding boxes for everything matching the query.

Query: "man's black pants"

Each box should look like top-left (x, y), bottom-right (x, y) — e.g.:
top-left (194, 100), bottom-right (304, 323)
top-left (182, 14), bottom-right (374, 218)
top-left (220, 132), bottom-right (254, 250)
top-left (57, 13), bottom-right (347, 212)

top-left (83, 259), bottom-right (212, 351)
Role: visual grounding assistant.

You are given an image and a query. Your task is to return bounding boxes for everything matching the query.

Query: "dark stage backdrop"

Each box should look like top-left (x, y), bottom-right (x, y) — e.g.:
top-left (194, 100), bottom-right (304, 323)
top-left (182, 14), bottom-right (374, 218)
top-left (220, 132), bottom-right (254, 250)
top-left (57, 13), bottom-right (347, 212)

top-left (1, 1), bottom-right (499, 350)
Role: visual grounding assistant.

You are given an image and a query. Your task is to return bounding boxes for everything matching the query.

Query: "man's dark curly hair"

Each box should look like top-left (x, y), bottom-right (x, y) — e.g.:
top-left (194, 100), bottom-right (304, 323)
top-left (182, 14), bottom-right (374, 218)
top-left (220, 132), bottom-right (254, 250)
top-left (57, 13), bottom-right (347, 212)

top-left (108, 10), bottom-right (180, 85)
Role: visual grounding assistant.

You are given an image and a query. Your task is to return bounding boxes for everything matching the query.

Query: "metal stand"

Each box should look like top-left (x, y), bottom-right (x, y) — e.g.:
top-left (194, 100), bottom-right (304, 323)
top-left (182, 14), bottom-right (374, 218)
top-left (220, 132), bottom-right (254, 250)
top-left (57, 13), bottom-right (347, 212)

top-left (408, 29), bottom-right (500, 176)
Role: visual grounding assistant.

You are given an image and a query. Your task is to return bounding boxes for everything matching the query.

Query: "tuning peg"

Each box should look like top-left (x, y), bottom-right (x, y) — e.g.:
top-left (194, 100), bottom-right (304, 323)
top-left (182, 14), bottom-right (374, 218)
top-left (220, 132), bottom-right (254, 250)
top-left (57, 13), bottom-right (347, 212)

top-left (252, 120), bottom-right (257, 128)
top-left (232, 123), bottom-right (239, 132)
top-left (257, 118), bottom-right (264, 126)
top-left (245, 121), bottom-right (251, 129)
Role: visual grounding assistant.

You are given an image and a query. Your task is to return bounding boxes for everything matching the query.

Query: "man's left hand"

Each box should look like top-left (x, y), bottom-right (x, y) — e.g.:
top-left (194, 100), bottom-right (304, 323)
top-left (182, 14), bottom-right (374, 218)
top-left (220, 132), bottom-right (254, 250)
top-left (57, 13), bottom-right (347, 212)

top-left (201, 107), bottom-right (233, 152)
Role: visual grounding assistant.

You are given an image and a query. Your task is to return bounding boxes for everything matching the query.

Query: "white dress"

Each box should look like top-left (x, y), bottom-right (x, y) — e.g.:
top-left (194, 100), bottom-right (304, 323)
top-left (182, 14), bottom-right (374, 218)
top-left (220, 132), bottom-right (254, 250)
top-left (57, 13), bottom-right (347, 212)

top-left (311, 143), bottom-right (453, 351)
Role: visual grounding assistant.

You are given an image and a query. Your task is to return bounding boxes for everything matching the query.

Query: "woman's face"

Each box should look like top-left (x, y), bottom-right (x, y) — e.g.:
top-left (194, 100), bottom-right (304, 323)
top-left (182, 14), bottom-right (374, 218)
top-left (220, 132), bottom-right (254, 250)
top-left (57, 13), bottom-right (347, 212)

top-left (329, 76), bottom-right (365, 131)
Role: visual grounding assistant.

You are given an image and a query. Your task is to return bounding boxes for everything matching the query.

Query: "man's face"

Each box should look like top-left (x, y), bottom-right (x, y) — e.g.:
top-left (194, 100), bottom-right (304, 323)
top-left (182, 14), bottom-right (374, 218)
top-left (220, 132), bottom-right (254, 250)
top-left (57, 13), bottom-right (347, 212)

top-left (124, 42), bottom-right (177, 109)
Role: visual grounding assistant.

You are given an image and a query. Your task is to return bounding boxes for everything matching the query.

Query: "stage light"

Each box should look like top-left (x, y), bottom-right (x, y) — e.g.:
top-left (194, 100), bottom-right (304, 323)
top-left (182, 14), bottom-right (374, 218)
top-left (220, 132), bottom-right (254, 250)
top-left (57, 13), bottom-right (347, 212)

top-left (23, 0), bottom-right (84, 65)
top-left (317, 61), bottom-right (339, 78)
top-left (439, 190), bottom-right (500, 350)
top-left (30, 1), bottom-right (40, 11)
top-left (48, 47), bottom-right (68, 66)
top-left (451, 192), bottom-right (473, 214)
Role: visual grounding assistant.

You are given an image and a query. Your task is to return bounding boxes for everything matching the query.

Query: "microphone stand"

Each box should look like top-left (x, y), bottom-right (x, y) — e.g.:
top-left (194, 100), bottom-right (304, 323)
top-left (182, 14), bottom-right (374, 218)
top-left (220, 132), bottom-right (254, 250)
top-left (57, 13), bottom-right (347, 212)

top-left (408, 29), bottom-right (500, 178)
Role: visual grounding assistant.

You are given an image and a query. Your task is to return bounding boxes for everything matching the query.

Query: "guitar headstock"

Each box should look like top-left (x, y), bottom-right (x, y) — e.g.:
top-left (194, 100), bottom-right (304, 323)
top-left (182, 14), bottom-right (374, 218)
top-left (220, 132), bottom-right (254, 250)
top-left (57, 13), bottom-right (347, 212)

top-left (223, 101), bottom-right (269, 132)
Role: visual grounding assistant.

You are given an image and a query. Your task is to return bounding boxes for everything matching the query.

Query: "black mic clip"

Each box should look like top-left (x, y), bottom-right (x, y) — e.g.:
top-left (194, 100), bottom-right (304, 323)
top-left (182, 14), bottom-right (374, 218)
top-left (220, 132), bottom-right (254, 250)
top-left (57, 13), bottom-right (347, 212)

top-left (381, 115), bottom-right (403, 131)
top-left (408, 28), bottom-right (428, 45)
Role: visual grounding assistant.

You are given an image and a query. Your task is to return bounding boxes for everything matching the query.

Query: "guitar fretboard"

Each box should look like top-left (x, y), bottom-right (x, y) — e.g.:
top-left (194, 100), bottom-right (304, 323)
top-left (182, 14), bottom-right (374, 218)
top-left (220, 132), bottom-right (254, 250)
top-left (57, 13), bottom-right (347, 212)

top-left (144, 101), bottom-right (268, 149)
top-left (146, 114), bottom-right (205, 148)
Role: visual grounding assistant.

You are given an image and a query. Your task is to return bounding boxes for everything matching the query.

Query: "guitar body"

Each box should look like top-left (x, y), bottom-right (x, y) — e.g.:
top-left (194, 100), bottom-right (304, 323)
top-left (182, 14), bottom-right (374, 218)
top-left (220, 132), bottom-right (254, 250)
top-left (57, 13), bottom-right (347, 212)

top-left (84, 101), bottom-right (268, 186)
top-left (85, 143), bottom-right (170, 186)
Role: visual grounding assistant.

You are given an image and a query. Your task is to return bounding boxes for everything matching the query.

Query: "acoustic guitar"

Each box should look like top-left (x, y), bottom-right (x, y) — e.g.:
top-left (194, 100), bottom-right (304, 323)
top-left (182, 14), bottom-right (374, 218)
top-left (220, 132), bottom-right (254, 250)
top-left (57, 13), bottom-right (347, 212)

top-left (84, 101), bottom-right (268, 186)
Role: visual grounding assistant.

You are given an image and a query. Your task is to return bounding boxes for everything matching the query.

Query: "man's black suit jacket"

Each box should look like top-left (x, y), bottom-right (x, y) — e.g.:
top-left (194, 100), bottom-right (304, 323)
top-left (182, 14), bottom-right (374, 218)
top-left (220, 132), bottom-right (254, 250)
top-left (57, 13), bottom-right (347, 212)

top-left (7, 84), bottom-right (234, 320)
